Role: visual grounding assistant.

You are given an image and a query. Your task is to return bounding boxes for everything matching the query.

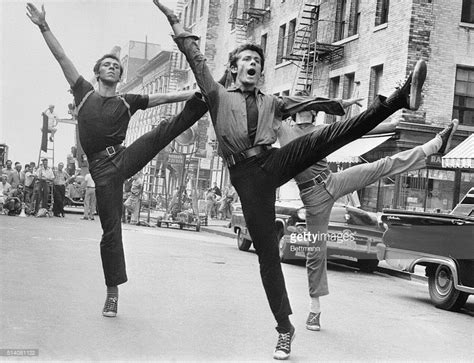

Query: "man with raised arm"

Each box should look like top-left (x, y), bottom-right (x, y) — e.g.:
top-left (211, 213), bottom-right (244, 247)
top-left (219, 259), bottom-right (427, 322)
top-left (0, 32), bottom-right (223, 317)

top-left (153, 1), bottom-right (426, 359)
top-left (26, 2), bottom-right (226, 319)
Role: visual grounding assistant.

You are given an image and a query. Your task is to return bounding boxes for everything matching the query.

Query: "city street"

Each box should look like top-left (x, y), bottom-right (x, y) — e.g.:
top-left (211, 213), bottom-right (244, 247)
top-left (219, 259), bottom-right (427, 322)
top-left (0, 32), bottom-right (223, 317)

top-left (1, 215), bottom-right (473, 361)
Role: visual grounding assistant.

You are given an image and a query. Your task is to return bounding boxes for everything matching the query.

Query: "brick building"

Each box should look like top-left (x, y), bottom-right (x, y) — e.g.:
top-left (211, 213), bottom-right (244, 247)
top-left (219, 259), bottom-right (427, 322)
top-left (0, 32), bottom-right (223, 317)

top-left (228, 0), bottom-right (474, 212)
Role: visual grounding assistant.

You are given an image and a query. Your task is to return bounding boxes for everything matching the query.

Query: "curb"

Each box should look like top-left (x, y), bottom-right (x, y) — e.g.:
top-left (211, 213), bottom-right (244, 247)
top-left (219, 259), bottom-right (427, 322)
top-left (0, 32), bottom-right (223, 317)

top-left (201, 226), bottom-right (235, 239)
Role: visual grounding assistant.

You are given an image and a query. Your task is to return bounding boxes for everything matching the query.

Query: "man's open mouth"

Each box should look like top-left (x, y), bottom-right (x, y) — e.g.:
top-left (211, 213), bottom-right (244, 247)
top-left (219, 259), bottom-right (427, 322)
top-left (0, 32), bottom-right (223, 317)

top-left (247, 69), bottom-right (256, 76)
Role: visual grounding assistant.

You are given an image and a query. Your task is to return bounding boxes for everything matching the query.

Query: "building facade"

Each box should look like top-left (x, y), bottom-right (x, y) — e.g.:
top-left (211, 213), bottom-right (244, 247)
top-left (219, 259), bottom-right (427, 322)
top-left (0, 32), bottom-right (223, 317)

top-left (232, 0), bottom-right (474, 212)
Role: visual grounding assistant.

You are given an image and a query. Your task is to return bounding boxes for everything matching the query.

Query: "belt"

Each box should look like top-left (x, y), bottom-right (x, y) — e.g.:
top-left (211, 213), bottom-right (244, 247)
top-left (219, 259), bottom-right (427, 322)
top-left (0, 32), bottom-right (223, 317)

top-left (90, 144), bottom-right (124, 162)
top-left (225, 145), bottom-right (272, 167)
top-left (297, 170), bottom-right (330, 192)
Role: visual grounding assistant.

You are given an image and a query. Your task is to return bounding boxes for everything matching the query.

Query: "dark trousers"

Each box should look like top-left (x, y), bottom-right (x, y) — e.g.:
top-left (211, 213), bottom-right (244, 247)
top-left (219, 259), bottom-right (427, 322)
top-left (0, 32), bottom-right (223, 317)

top-left (229, 96), bottom-right (394, 329)
top-left (35, 180), bottom-right (50, 212)
top-left (53, 184), bottom-right (66, 215)
top-left (89, 94), bottom-right (208, 287)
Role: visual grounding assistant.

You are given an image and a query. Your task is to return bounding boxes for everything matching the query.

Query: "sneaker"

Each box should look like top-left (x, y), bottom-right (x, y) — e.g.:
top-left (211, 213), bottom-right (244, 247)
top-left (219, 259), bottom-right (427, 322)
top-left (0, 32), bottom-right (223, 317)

top-left (49, 136), bottom-right (54, 142)
top-left (273, 325), bottom-right (295, 360)
top-left (306, 312), bottom-right (321, 331)
top-left (81, 216), bottom-right (89, 220)
top-left (437, 119), bottom-right (459, 155)
top-left (396, 59), bottom-right (427, 110)
top-left (102, 296), bottom-right (118, 317)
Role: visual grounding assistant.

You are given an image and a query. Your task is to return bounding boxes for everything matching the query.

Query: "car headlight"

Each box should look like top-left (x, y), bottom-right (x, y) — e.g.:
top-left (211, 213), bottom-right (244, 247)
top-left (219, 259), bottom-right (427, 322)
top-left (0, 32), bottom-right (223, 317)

top-left (344, 213), bottom-right (350, 222)
top-left (297, 207), bottom-right (306, 221)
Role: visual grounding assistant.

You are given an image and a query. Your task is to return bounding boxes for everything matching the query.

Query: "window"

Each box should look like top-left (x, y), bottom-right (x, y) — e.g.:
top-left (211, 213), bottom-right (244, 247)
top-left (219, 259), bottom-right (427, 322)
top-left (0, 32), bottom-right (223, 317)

top-left (335, 0), bottom-right (348, 41)
top-left (282, 90), bottom-right (290, 96)
top-left (369, 64), bottom-right (383, 103)
top-left (375, 0), bottom-right (389, 26)
top-left (327, 76), bottom-right (340, 123)
top-left (287, 19), bottom-right (297, 56)
top-left (184, 6), bottom-right (189, 27)
top-left (349, 0), bottom-right (360, 36)
top-left (261, 33), bottom-right (268, 56)
top-left (462, 0), bottom-right (474, 23)
top-left (453, 66), bottom-right (474, 126)
top-left (231, 0), bottom-right (238, 30)
top-left (276, 23), bottom-right (287, 64)
top-left (343, 72), bottom-right (355, 99)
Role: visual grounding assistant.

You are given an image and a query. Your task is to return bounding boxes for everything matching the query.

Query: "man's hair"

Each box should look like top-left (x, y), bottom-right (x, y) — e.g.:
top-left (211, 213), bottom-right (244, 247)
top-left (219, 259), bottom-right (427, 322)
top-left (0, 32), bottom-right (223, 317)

top-left (93, 54), bottom-right (124, 78)
top-left (228, 43), bottom-right (265, 79)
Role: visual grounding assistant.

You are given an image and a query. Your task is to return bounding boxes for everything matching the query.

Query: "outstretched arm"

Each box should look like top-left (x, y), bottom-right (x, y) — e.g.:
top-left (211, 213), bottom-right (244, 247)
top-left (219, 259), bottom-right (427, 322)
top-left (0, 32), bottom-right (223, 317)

top-left (152, 0), bottom-right (219, 101)
top-left (152, 0), bottom-right (184, 36)
top-left (147, 89), bottom-right (196, 108)
top-left (26, 3), bottom-right (80, 87)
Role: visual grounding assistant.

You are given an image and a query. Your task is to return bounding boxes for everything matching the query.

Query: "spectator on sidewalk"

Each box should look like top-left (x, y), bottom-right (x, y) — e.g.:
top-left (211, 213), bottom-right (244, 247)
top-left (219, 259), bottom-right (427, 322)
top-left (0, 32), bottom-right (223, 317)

top-left (82, 173), bottom-right (96, 220)
top-left (34, 158), bottom-right (54, 214)
top-left (53, 162), bottom-right (70, 217)
top-left (205, 188), bottom-right (217, 219)
top-left (4, 184), bottom-right (25, 216)
top-left (8, 162), bottom-right (23, 189)
top-left (124, 173), bottom-right (143, 224)
top-left (0, 174), bottom-right (12, 213)
top-left (23, 164), bottom-right (36, 209)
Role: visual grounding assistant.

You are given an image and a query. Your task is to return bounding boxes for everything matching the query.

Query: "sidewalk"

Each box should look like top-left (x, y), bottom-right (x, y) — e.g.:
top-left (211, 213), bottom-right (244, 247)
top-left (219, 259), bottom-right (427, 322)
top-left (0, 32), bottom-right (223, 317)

top-left (201, 217), bottom-right (235, 238)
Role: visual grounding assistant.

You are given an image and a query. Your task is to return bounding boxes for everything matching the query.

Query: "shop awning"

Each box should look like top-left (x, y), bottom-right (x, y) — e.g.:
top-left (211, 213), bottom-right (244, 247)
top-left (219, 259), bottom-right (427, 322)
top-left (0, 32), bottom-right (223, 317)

top-left (442, 134), bottom-right (474, 169)
top-left (327, 134), bottom-right (393, 163)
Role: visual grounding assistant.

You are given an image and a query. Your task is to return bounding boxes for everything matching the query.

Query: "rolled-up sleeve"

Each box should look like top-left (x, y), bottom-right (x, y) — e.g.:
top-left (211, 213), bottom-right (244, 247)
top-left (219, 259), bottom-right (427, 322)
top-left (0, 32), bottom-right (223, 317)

top-left (277, 96), bottom-right (346, 119)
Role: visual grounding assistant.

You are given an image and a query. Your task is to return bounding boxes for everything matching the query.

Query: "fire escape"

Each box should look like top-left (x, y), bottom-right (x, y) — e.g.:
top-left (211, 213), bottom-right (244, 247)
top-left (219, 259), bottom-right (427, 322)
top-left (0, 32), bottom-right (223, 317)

top-left (282, 3), bottom-right (344, 94)
top-left (229, 0), bottom-right (271, 28)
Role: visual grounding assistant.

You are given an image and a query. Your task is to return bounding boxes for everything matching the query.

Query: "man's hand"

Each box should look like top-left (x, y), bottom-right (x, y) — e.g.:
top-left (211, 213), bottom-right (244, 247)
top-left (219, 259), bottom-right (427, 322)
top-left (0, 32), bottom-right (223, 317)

top-left (152, 0), bottom-right (175, 16)
top-left (341, 97), bottom-right (364, 108)
top-left (26, 3), bottom-right (46, 26)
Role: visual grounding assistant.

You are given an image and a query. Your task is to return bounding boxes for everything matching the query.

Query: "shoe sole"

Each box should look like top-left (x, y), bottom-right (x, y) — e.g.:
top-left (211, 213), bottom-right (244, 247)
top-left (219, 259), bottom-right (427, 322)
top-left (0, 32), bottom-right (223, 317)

top-left (102, 312), bottom-right (117, 317)
top-left (273, 332), bottom-right (296, 360)
top-left (409, 60), bottom-right (427, 110)
top-left (441, 119), bottom-right (459, 155)
top-left (306, 324), bottom-right (321, 331)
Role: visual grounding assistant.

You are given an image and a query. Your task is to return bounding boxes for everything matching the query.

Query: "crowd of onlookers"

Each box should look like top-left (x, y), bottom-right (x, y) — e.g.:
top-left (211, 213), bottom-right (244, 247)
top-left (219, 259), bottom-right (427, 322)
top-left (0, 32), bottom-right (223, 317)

top-left (0, 156), bottom-right (95, 219)
top-left (1, 155), bottom-right (238, 223)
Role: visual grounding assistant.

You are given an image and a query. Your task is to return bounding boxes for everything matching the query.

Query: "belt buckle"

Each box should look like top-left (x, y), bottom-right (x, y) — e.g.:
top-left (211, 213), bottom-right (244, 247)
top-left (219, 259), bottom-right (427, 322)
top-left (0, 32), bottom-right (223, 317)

top-left (315, 171), bottom-right (328, 184)
top-left (106, 146), bottom-right (116, 157)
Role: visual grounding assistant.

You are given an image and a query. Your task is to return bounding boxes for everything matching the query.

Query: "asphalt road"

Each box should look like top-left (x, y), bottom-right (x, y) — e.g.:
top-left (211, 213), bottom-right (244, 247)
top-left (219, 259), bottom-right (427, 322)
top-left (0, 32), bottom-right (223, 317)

top-left (1, 215), bottom-right (473, 361)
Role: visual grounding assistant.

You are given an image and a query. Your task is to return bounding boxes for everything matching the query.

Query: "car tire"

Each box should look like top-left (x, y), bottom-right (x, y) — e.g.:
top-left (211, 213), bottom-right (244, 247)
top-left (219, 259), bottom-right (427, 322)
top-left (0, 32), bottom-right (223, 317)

top-left (277, 228), bottom-right (287, 263)
top-left (427, 264), bottom-right (469, 311)
top-left (358, 259), bottom-right (379, 273)
top-left (237, 229), bottom-right (252, 251)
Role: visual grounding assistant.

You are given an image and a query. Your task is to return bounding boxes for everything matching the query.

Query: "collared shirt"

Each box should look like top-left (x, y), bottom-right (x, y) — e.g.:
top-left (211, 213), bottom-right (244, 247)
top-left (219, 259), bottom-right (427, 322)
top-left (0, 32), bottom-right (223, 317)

top-left (8, 169), bottom-right (22, 189)
top-left (24, 171), bottom-right (35, 187)
top-left (173, 32), bottom-right (345, 158)
top-left (54, 170), bottom-right (70, 186)
top-left (84, 174), bottom-right (95, 188)
top-left (36, 166), bottom-right (55, 181)
top-left (44, 109), bottom-right (58, 129)
top-left (278, 122), bottom-right (330, 183)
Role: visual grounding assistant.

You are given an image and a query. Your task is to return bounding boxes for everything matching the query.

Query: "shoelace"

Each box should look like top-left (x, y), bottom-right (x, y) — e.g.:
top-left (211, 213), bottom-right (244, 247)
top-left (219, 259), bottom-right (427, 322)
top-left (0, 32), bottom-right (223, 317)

top-left (308, 313), bottom-right (319, 323)
top-left (104, 297), bottom-right (118, 311)
top-left (275, 332), bottom-right (291, 351)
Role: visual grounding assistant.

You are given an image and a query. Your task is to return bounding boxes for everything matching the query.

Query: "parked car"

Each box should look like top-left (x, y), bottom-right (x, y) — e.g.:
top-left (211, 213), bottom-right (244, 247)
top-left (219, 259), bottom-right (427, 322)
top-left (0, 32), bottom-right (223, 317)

top-left (230, 180), bottom-right (384, 272)
top-left (377, 187), bottom-right (474, 311)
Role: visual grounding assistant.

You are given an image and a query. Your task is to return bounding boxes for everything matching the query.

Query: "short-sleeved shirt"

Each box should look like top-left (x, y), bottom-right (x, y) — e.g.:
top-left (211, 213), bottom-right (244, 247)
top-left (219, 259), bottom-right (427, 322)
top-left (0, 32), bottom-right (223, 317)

top-left (71, 76), bottom-right (149, 158)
